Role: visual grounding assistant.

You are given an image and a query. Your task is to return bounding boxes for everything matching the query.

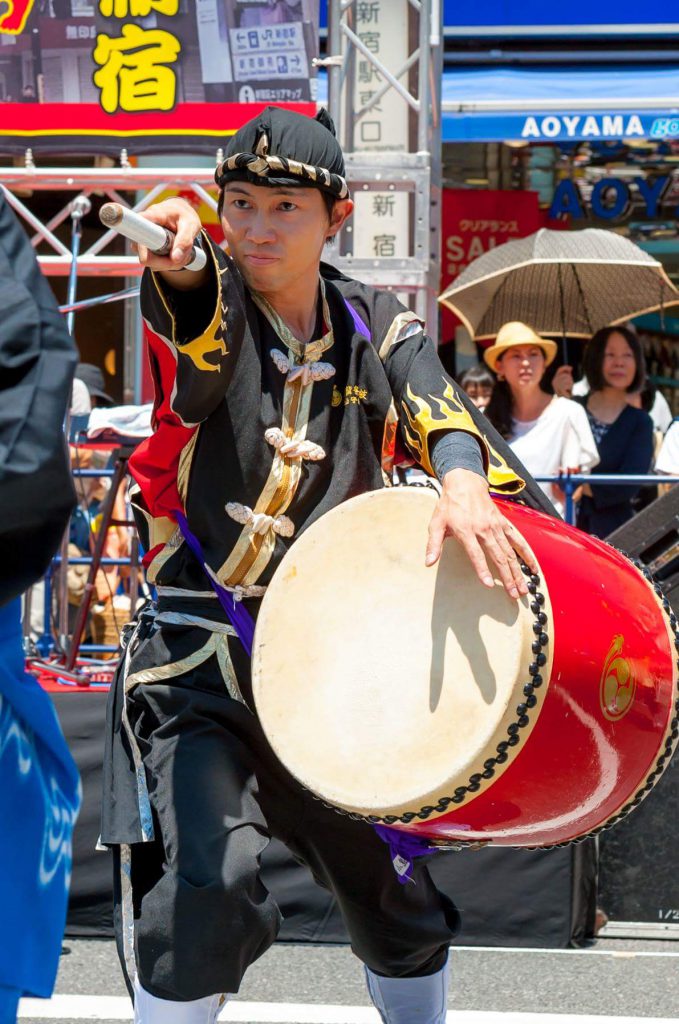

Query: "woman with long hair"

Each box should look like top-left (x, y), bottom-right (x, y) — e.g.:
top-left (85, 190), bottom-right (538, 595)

top-left (484, 322), bottom-right (598, 517)
top-left (575, 325), bottom-right (654, 538)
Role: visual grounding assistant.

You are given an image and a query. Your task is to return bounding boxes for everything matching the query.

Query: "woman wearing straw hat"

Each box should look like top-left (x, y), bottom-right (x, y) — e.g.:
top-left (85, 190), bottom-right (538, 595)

top-left (484, 322), bottom-right (599, 517)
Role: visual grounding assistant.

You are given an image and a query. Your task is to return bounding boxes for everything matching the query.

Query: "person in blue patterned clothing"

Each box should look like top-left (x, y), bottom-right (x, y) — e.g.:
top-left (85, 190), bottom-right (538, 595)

top-left (0, 194), bottom-right (81, 1023)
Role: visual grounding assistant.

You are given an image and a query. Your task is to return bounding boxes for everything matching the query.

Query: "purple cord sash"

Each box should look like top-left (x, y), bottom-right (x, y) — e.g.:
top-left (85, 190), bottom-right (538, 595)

top-left (174, 510), bottom-right (438, 881)
top-left (173, 508), bottom-right (255, 656)
top-left (344, 297), bottom-right (371, 341)
top-left (373, 824), bottom-right (441, 884)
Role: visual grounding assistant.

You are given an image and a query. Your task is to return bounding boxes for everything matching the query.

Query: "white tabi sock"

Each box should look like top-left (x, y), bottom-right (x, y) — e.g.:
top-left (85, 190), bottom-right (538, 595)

top-left (133, 975), bottom-right (226, 1024)
top-left (364, 956), bottom-right (450, 1024)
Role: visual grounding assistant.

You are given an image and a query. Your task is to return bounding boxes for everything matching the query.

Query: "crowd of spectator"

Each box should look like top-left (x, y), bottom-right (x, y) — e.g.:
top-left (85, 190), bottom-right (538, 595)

top-left (458, 319), bottom-right (676, 537)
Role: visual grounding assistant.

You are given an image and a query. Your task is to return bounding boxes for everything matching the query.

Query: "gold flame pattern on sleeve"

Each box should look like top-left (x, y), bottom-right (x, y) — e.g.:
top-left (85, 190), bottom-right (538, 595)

top-left (151, 231), bottom-right (228, 373)
top-left (401, 378), bottom-right (525, 494)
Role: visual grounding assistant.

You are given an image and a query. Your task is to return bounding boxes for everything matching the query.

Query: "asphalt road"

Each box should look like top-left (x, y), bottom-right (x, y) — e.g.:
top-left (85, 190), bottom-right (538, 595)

top-left (17, 937), bottom-right (679, 1023)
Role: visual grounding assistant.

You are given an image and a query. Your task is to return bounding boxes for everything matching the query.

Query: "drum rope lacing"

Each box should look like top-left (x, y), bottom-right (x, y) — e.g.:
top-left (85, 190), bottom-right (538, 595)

top-left (313, 559), bottom-right (551, 830)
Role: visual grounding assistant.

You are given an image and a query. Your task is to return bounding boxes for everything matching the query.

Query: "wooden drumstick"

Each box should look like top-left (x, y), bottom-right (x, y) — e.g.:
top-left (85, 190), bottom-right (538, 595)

top-left (99, 202), bottom-right (207, 272)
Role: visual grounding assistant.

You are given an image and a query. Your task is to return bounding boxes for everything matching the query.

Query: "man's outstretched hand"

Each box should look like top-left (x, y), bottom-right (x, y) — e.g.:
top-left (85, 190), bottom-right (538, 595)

top-left (425, 468), bottom-right (538, 600)
top-left (134, 197), bottom-right (207, 290)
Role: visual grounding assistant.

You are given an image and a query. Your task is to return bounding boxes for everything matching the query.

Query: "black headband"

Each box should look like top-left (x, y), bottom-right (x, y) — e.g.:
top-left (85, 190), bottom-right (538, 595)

top-left (216, 152), bottom-right (349, 199)
top-left (215, 107), bottom-right (349, 200)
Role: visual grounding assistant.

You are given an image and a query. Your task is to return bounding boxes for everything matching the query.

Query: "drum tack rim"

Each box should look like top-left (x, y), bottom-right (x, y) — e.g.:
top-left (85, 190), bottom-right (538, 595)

top-left (254, 488), bottom-right (679, 848)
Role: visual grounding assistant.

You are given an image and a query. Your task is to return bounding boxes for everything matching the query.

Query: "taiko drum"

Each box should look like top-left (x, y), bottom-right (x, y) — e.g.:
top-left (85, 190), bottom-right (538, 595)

top-left (252, 487), bottom-right (679, 847)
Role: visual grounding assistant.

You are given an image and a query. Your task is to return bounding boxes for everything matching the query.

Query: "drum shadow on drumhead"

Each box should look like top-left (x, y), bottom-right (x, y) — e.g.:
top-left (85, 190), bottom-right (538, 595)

top-left (429, 559), bottom-right (518, 712)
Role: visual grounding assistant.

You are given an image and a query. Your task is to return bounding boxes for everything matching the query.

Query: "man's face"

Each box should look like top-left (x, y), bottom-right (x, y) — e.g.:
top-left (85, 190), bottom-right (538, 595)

top-left (220, 182), bottom-right (351, 295)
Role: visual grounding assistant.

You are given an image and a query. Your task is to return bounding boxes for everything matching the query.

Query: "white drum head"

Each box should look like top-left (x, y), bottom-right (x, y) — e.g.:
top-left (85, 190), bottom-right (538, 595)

top-left (252, 487), bottom-right (549, 819)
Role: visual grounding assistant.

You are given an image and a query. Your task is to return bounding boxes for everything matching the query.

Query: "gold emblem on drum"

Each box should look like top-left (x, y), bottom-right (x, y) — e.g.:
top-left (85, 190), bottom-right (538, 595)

top-left (599, 634), bottom-right (636, 722)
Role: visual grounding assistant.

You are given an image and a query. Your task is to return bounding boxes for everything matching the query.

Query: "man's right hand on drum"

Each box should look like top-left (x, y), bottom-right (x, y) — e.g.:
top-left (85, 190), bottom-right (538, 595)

top-left (426, 468), bottom-right (538, 601)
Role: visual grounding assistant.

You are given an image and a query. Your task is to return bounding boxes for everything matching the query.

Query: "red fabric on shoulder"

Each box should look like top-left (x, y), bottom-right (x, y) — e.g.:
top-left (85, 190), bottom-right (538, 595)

top-left (128, 322), bottom-right (196, 520)
top-left (141, 542), bottom-right (165, 569)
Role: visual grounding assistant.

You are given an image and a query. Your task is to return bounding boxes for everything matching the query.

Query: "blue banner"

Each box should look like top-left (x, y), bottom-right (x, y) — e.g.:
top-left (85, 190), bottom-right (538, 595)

top-left (442, 110), bottom-right (679, 143)
top-left (440, 66), bottom-right (679, 143)
top-left (442, 0), bottom-right (679, 33)
top-left (319, 0), bottom-right (679, 35)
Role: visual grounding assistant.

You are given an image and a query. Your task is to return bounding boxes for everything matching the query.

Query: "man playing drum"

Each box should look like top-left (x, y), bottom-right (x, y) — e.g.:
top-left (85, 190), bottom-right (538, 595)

top-left (101, 107), bottom-right (545, 1024)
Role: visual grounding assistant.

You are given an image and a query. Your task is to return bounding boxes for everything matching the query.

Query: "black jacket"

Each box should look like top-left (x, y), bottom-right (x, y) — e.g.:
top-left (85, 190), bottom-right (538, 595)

top-left (127, 237), bottom-right (556, 596)
top-left (575, 401), bottom-right (654, 538)
top-left (0, 194), bottom-right (76, 605)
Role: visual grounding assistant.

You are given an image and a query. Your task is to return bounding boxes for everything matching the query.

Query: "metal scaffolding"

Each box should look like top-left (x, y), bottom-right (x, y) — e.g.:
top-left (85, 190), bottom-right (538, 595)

top-left (0, 167), bottom-right (220, 277)
top-left (325, 0), bottom-right (443, 334)
top-left (0, 0), bottom-right (443, 325)
top-left (0, 0), bottom-right (443, 363)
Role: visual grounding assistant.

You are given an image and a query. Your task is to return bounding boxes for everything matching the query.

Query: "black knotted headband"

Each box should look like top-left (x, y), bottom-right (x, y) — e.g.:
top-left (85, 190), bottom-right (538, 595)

top-left (215, 108), bottom-right (349, 200)
top-left (215, 151), bottom-right (349, 200)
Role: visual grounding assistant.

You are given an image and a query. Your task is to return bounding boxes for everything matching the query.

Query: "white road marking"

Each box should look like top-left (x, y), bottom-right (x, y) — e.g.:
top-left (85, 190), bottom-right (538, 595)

top-left (454, 944), bottom-right (679, 958)
top-left (15, 996), bottom-right (679, 1024)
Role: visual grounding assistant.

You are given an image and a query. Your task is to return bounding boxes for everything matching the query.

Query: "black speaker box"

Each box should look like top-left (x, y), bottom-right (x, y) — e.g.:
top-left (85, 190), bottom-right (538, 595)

top-left (598, 755), bottom-right (679, 927)
top-left (606, 486), bottom-right (679, 612)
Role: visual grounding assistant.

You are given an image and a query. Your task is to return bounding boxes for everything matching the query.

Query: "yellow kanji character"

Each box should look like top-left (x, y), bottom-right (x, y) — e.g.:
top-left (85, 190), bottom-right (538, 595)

top-left (99, 0), bottom-right (178, 16)
top-left (93, 24), bottom-right (180, 114)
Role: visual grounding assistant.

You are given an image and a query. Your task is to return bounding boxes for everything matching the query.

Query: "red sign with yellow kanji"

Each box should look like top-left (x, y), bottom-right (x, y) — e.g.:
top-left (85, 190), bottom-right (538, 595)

top-left (0, 1), bottom-right (319, 156)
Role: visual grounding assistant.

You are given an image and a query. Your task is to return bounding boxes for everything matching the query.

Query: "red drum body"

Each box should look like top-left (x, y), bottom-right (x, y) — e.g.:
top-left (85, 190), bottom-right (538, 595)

top-left (252, 488), bottom-right (679, 848)
top-left (419, 498), bottom-right (678, 847)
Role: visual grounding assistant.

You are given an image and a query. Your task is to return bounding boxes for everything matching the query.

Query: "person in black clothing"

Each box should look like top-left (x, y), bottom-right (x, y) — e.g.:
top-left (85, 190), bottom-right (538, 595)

top-left (101, 107), bottom-right (552, 1024)
top-left (576, 326), bottom-right (654, 538)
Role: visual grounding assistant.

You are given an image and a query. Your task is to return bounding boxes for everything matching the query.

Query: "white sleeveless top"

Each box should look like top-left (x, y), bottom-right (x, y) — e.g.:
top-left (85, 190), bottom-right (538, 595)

top-left (509, 397), bottom-right (599, 516)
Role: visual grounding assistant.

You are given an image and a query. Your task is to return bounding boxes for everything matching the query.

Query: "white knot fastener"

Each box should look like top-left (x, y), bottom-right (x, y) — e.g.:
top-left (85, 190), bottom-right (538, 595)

top-left (226, 502), bottom-right (295, 538)
top-left (270, 349), bottom-right (335, 386)
top-left (265, 427), bottom-right (326, 462)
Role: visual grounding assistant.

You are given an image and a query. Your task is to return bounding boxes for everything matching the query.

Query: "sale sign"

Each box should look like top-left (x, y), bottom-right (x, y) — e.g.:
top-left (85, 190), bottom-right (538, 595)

top-left (440, 189), bottom-right (541, 344)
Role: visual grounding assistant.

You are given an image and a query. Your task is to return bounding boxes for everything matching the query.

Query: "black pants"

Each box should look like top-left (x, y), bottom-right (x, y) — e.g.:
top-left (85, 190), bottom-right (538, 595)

top-left (114, 615), bottom-right (457, 1001)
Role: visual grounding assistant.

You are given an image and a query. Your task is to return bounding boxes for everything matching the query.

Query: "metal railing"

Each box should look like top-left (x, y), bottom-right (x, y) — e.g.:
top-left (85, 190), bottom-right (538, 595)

top-left (33, 464), bottom-right (141, 661)
top-left (534, 473), bottom-right (679, 526)
top-left (30, 471), bottom-right (679, 665)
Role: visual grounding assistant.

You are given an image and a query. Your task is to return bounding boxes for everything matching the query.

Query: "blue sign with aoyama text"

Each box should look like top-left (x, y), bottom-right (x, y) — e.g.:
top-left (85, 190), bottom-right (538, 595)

top-left (548, 176), bottom-right (674, 221)
top-left (442, 110), bottom-right (679, 143)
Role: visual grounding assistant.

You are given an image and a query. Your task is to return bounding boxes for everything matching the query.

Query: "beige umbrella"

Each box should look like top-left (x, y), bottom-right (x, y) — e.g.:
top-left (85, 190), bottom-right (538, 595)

top-left (438, 227), bottom-right (679, 340)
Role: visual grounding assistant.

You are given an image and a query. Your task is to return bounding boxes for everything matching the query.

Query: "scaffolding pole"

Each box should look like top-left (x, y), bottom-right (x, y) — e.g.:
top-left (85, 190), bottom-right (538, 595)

top-left (326, 0), bottom-right (443, 336)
